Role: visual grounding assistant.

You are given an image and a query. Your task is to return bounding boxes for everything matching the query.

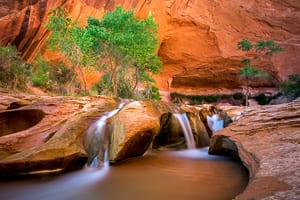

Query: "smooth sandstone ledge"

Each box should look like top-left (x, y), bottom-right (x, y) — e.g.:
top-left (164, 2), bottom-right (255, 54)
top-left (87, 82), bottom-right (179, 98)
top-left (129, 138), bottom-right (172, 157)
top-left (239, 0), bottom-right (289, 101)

top-left (209, 98), bottom-right (300, 200)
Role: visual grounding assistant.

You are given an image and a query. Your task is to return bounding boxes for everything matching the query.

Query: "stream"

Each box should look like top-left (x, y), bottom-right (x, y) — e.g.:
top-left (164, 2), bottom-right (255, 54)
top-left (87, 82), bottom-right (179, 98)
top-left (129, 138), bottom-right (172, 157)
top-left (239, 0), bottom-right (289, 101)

top-left (0, 148), bottom-right (248, 200)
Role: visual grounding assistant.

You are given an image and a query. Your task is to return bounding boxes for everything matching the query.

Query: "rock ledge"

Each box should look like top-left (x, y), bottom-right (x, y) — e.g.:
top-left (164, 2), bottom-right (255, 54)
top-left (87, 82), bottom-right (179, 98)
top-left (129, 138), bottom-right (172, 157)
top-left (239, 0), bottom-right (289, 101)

top-left (209, 98), bottom-right (300, 200)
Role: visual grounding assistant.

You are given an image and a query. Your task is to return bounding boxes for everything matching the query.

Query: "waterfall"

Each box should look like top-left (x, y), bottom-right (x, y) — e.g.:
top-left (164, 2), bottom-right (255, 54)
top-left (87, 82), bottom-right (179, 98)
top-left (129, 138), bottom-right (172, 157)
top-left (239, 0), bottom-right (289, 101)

top-left (173, 113), bottom-right (196, 149)
top-left (84, 102), bottom-right (126, 167)
top-left (207, 114), bottom-right (224, 134)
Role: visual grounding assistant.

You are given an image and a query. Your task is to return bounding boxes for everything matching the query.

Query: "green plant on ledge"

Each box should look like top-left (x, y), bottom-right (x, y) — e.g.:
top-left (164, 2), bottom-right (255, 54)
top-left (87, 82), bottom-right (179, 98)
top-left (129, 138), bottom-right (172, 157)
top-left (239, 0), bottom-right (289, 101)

top-left (170, 92), bottom-right (244, 105)
top-left (237, 39), bottom-right (284, 108)
top-left (279, 74), bottom-right (300, 101)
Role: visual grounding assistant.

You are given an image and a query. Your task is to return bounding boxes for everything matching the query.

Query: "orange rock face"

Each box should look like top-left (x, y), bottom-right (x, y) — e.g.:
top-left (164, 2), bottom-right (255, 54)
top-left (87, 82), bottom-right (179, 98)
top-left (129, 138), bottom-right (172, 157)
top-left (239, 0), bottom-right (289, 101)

top-left (0, 0), bottom-right (299, 95)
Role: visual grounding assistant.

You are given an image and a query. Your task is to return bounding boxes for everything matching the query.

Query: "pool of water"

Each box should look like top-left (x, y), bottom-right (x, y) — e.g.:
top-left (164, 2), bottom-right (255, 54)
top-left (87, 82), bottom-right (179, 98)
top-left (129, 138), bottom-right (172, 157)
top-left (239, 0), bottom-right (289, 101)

top-left (0, 148), bottom-right (248, 200)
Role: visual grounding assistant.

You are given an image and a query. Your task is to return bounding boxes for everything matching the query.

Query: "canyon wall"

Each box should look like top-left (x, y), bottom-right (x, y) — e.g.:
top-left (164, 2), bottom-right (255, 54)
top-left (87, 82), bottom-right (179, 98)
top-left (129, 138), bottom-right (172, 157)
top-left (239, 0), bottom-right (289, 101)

top-left (0, 0), bottom-right (299, 96)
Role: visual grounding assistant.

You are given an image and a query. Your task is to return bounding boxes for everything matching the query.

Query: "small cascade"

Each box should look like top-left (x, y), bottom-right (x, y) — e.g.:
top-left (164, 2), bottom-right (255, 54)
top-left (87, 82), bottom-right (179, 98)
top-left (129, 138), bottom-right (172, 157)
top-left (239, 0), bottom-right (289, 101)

top-left (173, 113), bottom-right (196, 149)
top-left (84, 102), bottom-right (126, 167)
top-left (207, 114), bottom-right (224, 134)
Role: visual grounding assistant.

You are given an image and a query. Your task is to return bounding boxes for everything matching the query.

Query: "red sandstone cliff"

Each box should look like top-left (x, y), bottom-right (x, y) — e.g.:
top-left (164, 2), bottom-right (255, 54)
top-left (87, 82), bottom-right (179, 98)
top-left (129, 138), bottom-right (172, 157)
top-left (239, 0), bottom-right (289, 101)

top-left (0, 0), bottom-right (299, 96)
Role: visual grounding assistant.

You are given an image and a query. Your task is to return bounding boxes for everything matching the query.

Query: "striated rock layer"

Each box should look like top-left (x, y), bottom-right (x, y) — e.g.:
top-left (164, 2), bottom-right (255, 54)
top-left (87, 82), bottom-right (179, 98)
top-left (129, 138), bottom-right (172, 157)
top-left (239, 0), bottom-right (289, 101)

top-left (209, 98), bottom-right (300, 199)
top-left (0, 0), bottom-right (300, 95)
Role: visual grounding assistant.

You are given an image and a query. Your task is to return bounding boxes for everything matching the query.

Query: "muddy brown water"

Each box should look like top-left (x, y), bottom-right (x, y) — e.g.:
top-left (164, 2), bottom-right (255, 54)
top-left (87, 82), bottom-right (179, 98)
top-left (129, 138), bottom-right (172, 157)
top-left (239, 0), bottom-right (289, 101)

top-left (0, 148), bottom-right (248, 200)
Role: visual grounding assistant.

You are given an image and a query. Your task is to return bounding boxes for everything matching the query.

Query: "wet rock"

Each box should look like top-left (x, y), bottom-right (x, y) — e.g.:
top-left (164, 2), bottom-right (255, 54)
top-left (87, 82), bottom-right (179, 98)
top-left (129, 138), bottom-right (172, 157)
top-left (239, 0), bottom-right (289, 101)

top-left (109, 101), bottom-right (161, 162)
top-left (199, 105), bottom-right (232, 137)
top-left (0, 94), bottom-right (191, 174)
top-left (0, 93), bottom-right (118, 176)
top-left (186, 112), bottom-right (210, 148)
top-left (152, 103), bottom-right (211, 150)
top-left (152, 112), bottom-right (187, 150)
top-left (209, 98), bottom-right (300, 200)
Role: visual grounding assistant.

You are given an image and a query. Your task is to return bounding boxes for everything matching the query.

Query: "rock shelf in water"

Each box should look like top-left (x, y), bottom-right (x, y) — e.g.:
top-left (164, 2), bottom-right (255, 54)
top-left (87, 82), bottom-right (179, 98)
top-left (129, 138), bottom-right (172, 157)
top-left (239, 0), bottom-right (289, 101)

top-left (0, 93), bottom-right (212, 174)
top-left (209, 98), bottom-right (300, 200)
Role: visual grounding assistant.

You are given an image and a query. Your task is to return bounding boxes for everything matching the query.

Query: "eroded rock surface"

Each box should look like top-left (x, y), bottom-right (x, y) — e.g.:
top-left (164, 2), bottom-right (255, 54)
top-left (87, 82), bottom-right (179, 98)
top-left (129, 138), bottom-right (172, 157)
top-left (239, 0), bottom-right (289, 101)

top-left (209, 99), bottom-right (300, 199)
top-left (0, 93), bottom-right (119, 175)
top-left (0, 93), bottom-right (212, 175)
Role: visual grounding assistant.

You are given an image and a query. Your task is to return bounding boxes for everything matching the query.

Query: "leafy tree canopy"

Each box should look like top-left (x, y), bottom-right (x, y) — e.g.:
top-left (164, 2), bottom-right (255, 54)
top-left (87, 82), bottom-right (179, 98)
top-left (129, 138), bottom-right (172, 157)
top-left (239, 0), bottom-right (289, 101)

top-left (238, 39), bottom-right (284, 55)
top-left (85, 6), bottom-right (162, 97)
top-left (45, 6), bottom-right (162, 99)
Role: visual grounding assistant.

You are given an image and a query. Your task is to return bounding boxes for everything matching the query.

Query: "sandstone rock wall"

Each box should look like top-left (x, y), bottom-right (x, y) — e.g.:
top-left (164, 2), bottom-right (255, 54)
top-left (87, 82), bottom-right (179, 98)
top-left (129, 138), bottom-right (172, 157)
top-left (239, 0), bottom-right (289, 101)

top-left (0, 0), bottom-right (299, 95)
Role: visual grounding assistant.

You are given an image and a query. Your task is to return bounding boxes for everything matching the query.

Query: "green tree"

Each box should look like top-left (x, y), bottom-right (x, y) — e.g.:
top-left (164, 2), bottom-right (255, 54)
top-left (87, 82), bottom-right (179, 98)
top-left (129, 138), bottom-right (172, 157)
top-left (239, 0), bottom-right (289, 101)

top-left (238, 39), bottom-right (283, 108)
top-left (45, 7), bottom-right (89, 95)
top-left (85, 6), bottom-right (162, 98)
top-left (45, 6), bottom-right (162, 99)
top-left (0, 45), bottom-right (30, 91)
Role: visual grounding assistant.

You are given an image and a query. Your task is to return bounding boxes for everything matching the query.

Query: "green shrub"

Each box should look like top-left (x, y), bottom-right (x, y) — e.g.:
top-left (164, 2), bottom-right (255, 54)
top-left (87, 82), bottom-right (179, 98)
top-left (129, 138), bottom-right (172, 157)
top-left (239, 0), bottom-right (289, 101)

top-left (0, 45), bottom-right (31, 90)
top-left (49, 61), bottom-right (74, 85)
top-left (142, 85), bottom-right (161, 100)
top-left (170, 92), bottom-right (245, 105)
top-left (205, 95), bottom-right (218, 103)
top-left (31, 55), bottom-right (75, 95)
top-left (150, 86), bottom-right (161, 100)
top-left (233, 92), bottom-right (244, 100)
top-left (31, 55), bottom-right (50, 88)
top-left (279, 74), bottom-right (300, 100)
top-left (94, 73), bottom-right (113, 97)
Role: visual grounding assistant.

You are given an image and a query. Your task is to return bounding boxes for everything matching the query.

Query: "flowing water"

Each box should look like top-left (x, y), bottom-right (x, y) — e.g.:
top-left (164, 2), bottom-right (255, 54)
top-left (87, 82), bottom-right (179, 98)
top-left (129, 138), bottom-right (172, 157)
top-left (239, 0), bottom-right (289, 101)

top-left (83, 102), bottom-right (126, 167)
top-left (0, 106), bottom-right (248, 200)
top-left (207, 114), bottom-right (224, 134)
top-left (0, 148), bottom-right (248, 200)
top-left (173, 113), bottom-right (196, 149)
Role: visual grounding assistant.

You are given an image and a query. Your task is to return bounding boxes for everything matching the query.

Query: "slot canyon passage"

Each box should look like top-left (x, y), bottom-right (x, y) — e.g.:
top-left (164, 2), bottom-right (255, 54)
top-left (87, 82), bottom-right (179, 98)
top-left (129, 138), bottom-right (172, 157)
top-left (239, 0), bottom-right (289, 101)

top-left (0, 0), bottom-right (300, 200)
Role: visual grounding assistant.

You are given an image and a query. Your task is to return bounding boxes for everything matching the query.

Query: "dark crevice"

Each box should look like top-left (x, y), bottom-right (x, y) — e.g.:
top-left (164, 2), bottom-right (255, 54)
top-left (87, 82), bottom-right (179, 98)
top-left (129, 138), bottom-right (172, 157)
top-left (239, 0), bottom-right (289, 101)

top-left (12, 6), bottom-right (31, 48)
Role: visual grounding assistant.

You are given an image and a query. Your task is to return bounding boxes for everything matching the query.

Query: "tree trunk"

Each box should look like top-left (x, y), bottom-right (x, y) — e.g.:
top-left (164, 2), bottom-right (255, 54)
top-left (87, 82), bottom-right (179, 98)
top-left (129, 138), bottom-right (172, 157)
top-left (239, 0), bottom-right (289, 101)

top-left (68, 73), bottom-right (77, 95)
top-left (245, 76), bottom-right (249, 110)
top-left (77, 64), bottom-right (87, 95)
top-left (109, 59), bottom-right (118, 97)
top-left (133, 67), bottom-right (139, 98)
top-left (13, 76), bottom-right (18, 92)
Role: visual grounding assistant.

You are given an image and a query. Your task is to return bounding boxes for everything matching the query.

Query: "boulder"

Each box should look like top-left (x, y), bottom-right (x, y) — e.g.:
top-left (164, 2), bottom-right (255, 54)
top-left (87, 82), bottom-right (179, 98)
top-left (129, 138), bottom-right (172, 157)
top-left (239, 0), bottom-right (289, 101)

top-left (152, 103), bottom-right (211, 150)
top-left (209, 98), bottom-right (300, 199)
top-left (108, 101), bottom-right (161, 162)
top-left (186, 112), bottom-right (210, 148)
top-left (152, 112), bottom-right (187, 149)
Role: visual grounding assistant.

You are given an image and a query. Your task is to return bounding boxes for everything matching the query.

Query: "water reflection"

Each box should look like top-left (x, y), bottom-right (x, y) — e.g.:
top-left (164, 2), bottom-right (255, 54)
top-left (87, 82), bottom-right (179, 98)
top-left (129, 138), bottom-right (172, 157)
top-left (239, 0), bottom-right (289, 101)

top-left (0, 149), bottom-right (248, 200)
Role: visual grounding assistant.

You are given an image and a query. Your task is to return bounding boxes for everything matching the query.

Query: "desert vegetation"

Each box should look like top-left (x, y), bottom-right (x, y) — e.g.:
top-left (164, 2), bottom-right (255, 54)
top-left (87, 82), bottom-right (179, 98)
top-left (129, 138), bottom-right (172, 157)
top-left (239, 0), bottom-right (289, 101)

top-left (45, 6), bottom-right (162, 99)
top-left (0, 6), bottom-right (162, 100)
top-left (237, 39), bottom-right (283, 107)
top-left (0, 45), bottom-right (31, 91)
